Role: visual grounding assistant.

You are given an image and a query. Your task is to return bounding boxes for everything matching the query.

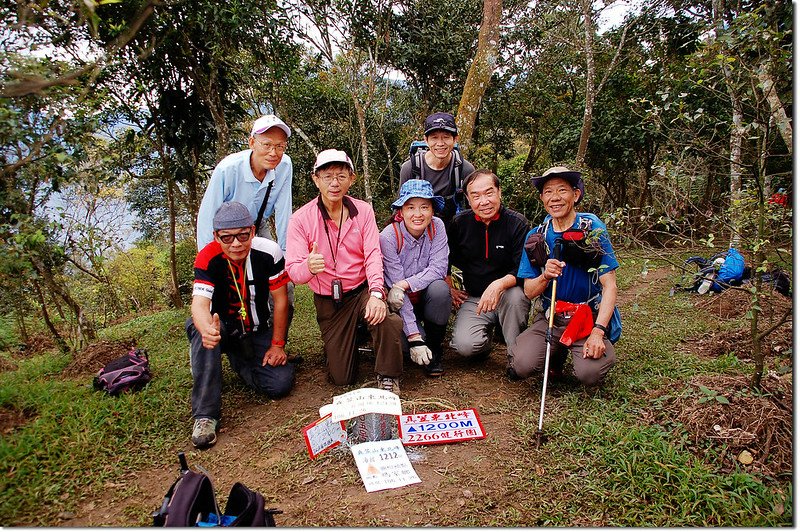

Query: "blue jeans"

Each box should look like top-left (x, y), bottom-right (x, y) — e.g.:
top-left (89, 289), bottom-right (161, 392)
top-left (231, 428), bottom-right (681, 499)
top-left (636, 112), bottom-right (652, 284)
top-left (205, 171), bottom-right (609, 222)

top-left (185, 318), bottom-right (295, 421)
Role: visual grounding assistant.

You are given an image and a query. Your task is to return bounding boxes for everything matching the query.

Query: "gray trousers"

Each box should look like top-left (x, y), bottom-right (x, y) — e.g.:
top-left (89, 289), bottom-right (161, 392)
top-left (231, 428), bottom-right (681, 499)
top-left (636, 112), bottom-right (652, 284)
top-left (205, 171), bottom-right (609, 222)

top-left (450, 286), bottom-right (531, 358)
top-left (508, 312), bottom-right (616, 385)
top-left (186, 318), bottom-right (296, 421)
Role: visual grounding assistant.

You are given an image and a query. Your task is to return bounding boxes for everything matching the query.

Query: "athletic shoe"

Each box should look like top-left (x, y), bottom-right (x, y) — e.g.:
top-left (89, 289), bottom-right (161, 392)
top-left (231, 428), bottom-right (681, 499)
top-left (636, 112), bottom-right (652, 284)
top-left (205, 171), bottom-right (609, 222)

top-left (191, 417), bottom-right (218, 448)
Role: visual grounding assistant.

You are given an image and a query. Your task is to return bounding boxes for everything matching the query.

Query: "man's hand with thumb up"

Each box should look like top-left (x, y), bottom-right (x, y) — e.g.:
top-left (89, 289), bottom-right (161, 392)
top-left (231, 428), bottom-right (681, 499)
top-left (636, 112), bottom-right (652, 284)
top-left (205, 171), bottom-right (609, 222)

top-left (201, 312), bottom-right (222, 349)
top-left (307, 241), bottom-right (326, 275)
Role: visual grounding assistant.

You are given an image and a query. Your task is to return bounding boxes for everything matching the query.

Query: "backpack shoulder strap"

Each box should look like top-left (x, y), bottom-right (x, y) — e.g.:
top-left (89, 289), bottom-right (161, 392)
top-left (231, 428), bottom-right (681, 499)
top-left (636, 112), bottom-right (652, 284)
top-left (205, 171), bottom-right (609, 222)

top-left (537, 215), bottom-right (552, 235)
top-left (427, 223), bottom-right (435, 241)
top-left (392, 222), bottom-right (404, 254)
top-left (254, 180), bottom-right (275, 231)
top-left (411, 150), bottom-right (426, 180)
top-left (450, 148), bottom-right (463, 191)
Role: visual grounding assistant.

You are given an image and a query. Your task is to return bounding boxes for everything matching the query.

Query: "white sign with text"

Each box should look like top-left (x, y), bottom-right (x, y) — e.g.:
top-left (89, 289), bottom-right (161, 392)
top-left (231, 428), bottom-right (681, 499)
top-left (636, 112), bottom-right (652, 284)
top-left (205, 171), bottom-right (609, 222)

top-left (330, 388), bottom-right (402, 422)
top-left (351, 439), bottom-right (421, 492)
top-left (302, 413), bottom-right (347, 459)
top-left (399, 408), bottom-right (486, 446)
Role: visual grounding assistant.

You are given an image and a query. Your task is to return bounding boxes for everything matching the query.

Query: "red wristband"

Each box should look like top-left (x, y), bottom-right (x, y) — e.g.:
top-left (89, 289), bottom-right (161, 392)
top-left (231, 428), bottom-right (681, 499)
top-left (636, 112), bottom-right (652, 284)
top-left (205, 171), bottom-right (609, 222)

top-left (271, 339), bottom-right (286, 347)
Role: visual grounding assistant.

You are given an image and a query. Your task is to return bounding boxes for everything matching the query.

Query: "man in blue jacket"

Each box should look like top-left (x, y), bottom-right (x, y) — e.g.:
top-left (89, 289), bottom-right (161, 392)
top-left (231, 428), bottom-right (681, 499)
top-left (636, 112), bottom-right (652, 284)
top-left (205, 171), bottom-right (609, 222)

top-left (508, 166), bottom-right (620, 386)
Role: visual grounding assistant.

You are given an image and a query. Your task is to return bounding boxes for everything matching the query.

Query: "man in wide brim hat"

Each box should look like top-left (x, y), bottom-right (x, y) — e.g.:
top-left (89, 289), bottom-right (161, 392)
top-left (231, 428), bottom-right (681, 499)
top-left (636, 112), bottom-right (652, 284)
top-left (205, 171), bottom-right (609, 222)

top-left (530, 166), bottom-right (585, 203)
top-left (507, 165), bottom-right (621, 388)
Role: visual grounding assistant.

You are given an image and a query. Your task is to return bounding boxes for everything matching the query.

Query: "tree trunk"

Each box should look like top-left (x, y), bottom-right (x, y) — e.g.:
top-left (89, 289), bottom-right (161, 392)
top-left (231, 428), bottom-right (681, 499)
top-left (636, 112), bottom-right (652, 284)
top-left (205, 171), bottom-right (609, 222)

top-left (714, 0), bottom-right (745, 249)
top-left (200, 68), bottom-right (230, 163)
top-left (381, 131), bottom-right (397, 197)
top-left (187, 167), bottom-right (200, 236)
top-left (521, 127), bottom-right (541, 173)
top-left (757, 63), bottom-right (792, 155)
top-left (575, 0), bottom-right (595, 169)
top-left (13, 296), bottom-right (29, 343)
top-left (353, 97), bottom-right (373, 206)
top-left (30, 256), bottom-right (95, 347)
top-left (166, 176), bottom-right (184, 308)
top-left (181, 33), bottom-right (230, 161)
top-left (750, 141), bottom-right (767, 389)
top-left (32, 280), bottom-right (70, 354)
top-left (456, 0), bottom-right (502, 153)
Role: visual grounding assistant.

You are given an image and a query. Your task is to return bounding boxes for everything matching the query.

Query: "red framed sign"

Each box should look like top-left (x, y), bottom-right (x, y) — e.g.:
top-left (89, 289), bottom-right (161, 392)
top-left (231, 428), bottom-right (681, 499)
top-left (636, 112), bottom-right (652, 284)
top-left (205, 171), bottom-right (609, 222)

top-left (398, 408), bottom-right (486, 446)
top-left (302, 413), bottom-right (347, 459)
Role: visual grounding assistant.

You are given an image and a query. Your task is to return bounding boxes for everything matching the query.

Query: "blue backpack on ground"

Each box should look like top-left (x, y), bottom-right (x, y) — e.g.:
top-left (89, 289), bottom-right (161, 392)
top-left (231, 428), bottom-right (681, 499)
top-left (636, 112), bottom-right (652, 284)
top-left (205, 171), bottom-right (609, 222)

top-left (712, 247), bottom-right (745, 292)
top-left (676, 247), bottom-right (746, 294)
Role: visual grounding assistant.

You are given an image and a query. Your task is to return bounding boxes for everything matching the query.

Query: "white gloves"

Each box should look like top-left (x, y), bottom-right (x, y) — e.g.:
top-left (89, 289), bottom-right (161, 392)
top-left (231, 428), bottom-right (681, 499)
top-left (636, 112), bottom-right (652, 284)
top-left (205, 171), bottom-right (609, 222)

top-left (387, 285), bottom-right (406, 312)
top-left (409, 342), bottom-right (432, 366)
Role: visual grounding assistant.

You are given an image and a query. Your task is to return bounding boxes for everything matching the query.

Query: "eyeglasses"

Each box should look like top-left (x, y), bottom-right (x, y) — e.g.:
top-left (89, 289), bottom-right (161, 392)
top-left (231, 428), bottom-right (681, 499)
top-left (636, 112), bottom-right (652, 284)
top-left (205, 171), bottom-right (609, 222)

top-left (318, 174), bottom-right (352, 184)
top-left (216, 230), bottom-right (252, 244)
top-left (254, 139), bottom-right (288, 153)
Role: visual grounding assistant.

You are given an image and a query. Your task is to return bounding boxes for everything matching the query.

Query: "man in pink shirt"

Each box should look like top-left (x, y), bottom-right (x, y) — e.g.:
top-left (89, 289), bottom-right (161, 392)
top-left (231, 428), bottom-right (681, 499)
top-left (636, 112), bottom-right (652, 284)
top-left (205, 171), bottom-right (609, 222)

top-left (286, 150), bottom-right (404, 393)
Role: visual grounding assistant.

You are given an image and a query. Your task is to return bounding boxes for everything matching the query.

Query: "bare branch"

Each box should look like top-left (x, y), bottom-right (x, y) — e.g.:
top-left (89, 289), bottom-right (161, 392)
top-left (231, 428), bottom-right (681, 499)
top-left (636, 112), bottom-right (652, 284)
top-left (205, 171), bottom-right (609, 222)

top-left (756, 305), bottom-right (792, 342)
top-left (0, 0), bottom-right (161, 98)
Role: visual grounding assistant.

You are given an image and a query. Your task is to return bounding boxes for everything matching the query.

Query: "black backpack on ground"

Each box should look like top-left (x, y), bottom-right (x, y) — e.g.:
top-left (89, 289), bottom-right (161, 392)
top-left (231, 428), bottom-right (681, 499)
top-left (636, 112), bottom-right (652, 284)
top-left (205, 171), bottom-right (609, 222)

top-left (93, 347), bottom-right (152, 395)
top-left (153, 453), bottom-right (281, 527)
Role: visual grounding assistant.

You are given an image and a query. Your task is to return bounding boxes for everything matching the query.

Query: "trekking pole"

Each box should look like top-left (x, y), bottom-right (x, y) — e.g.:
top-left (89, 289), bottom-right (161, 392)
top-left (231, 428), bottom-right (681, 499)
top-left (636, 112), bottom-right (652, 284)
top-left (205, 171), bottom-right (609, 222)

top-left (535, 240), bottom-right (562, 448)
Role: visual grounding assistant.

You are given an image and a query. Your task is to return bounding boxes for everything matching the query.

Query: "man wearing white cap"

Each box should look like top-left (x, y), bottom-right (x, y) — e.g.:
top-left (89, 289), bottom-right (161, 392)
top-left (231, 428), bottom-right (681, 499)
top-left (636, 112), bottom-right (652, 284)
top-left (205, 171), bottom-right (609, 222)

top-left (285, 149), bottom-right (404, 393)
top-left (197, 114), bottom-right (296, 323)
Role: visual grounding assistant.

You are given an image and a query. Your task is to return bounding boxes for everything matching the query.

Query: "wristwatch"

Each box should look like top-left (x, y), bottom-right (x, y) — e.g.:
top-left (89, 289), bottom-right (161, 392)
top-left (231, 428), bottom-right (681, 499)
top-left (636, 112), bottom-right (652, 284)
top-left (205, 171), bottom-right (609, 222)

top-left (370, 290), bottom-right (385, 301)
top-left (593, 323), bottom-right (608, 337)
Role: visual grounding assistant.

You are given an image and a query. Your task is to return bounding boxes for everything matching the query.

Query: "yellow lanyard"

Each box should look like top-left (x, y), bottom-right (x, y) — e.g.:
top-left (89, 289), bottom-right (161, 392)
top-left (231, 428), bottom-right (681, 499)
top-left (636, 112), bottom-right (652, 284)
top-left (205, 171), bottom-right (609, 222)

top-left (226, 259), bottom-right (248, 321)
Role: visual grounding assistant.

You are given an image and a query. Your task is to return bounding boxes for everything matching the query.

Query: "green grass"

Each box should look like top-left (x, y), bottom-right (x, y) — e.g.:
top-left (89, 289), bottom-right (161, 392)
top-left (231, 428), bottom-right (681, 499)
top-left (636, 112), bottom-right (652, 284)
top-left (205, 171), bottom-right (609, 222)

top-left (509, 403), bottom-right (787, 526)
top-left (0, 309), bottom-right (192, 525)
top-left (0, 256), bottom-right (793, 526)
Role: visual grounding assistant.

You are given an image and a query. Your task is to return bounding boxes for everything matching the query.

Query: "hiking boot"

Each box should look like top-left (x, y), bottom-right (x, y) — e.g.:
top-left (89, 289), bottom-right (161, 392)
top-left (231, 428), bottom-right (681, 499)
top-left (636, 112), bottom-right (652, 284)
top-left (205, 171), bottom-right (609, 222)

top-left (191, 417), bottom-right (218, 448)
top-left (377, 375), bottom-right (400, 395)
top-left (548, 367), bottom-right (565, 382)
top-left (424, 357), bottom-right (444, 377)
top-left (506, 366), bottom-right (522, 381)
top-left (423, 322), bottom-right (446, 377)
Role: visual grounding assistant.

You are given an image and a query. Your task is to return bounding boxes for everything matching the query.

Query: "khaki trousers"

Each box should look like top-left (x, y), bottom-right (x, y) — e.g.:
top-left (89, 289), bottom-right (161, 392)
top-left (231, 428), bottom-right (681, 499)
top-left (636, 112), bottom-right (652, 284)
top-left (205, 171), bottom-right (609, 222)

top-left (313, 289), bottom-right (404, 385)
top-left (508, 312), bottom-right (616, 386)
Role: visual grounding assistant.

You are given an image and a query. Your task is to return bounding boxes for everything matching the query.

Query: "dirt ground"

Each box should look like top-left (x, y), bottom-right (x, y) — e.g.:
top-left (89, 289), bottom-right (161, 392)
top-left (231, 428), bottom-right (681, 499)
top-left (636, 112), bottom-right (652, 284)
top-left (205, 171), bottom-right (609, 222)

top-left (8, 266), bottom-right (792, 526)
top-left (65, 343), bottom-right (559, 526)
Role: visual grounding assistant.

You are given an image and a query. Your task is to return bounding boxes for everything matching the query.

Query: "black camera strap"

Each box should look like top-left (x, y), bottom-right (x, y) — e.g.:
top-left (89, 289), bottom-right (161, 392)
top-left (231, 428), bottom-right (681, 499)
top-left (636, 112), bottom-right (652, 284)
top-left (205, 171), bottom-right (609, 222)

top-left (254, 180), bottom-right (275, 233)
top-left (321, 203), bottom-right (345, 273)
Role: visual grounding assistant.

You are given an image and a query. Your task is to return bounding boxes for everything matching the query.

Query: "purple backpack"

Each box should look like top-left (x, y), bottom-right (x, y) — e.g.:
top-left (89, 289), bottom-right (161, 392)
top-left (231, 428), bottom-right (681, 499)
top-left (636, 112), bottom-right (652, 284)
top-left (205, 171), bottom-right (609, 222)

top-left (93, 348), bottom-right (152, 395)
